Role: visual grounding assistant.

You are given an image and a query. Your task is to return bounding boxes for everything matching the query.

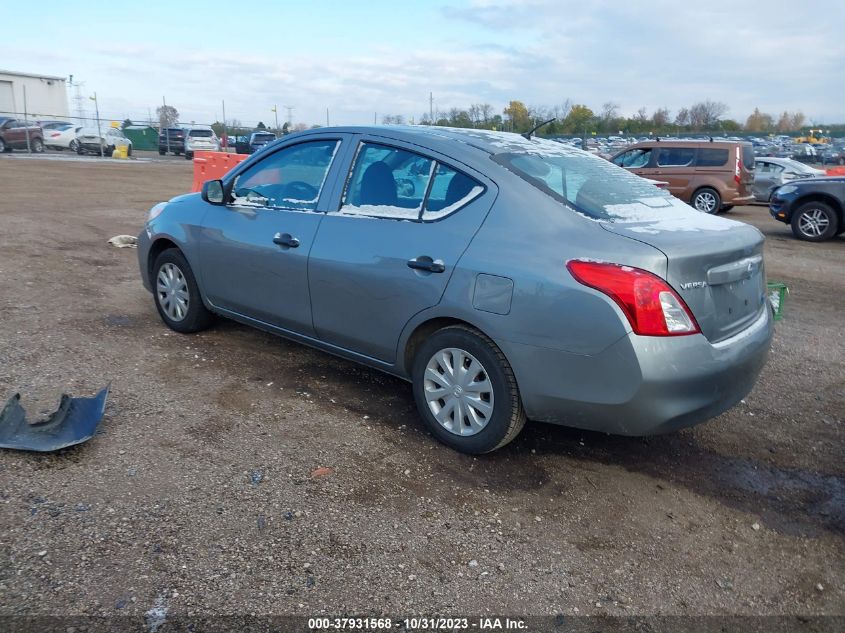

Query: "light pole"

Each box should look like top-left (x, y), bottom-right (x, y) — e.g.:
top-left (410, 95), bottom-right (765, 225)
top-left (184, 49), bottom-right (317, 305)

top-left (90, 92), bottom-right (103, 156)
top-left (272, 105), bottom-right (279, 136)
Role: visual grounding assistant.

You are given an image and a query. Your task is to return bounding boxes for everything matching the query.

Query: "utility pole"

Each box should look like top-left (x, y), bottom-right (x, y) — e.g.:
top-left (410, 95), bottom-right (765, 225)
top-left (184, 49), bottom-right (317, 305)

top-left (272, 105), bottom-right (279, 136)
top-left (22, 85), bottom-right (31, 152)
top-left (326, 107), bottom-right (329, 127)
top-left (284, 105), bottom-right (293, 127)
top-left (162, 96), bottom-right (170, 154)
top-left (222, 99), bottom-right (227, 149)
top-left (69, 74), bottom-right (86, 124)
top-left (429, 91), bottom-right (433, 123)
top-left (374, 112), bottom-right (377, 125)
top-left (90, 92), bottom-right (102, 156)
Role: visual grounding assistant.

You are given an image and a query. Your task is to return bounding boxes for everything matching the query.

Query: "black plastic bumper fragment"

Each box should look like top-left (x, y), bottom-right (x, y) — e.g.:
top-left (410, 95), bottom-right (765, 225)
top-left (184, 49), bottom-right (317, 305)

top-left (0, 385), bottom-right (110, 452)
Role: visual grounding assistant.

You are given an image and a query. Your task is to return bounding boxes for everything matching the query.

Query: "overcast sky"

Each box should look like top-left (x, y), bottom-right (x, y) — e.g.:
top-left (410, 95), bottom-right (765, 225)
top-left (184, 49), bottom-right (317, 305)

top-left (2, 0), bottom-right (842, 127)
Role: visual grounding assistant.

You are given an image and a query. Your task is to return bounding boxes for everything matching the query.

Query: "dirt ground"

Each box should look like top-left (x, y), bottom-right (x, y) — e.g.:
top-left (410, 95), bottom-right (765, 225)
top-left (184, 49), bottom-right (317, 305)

top-left (0, 153), bottom-right (842, 626)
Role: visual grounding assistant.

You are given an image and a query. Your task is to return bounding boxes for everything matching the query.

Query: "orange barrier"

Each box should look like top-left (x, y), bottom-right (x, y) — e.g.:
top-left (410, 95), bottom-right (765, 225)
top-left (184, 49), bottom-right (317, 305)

top-left (825, 166), bottom-right (845, 176)
top-left (191, 151), bottom-right (249, 192)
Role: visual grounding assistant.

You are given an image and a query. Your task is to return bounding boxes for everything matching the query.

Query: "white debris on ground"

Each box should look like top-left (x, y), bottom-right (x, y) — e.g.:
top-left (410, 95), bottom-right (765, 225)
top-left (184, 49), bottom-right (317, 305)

top-left (108, 235), bottom-right (138, 248)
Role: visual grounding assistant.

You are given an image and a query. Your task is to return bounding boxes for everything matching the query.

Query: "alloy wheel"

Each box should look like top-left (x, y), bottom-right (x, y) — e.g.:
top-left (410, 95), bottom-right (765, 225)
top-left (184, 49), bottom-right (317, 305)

top-left (423, 348), bottom-right (494, 436)
top-left (156, 263), bottom-right (189, 322)
top-left (797, 208), bottom-right (830, 238)
top-left (694, 191), bottom-right (717, 213)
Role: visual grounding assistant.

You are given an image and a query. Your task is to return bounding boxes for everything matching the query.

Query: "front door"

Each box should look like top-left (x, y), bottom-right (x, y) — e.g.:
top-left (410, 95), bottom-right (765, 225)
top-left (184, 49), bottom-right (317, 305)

top-left (198, 137), bottom-right (347, 336)
top-left (309, 140), bottom-right (494, 362)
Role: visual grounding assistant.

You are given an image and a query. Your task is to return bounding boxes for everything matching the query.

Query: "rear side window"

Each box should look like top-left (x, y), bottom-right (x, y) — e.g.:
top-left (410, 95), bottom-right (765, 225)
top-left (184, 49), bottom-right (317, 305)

top-left (696, 148), bottom-right (728, 167)
top-left (656, 147), bottom-right (696, 167)
top-left (424, 165), bottom-right (484, 220)
top-left (231, 140), bottom-right (339, 211)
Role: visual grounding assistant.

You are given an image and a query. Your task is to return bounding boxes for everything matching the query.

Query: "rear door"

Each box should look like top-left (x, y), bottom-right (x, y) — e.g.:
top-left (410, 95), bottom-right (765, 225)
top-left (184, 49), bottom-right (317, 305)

top-left (308, 137), bottom-right (494, 362)
top-left (653, 146), bottom-right (698, 199)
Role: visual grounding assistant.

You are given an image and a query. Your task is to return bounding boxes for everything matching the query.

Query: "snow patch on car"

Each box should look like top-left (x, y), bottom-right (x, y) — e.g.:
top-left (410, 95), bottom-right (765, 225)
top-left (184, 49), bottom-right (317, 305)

top-left (602, 197), bottom-right (742, 234)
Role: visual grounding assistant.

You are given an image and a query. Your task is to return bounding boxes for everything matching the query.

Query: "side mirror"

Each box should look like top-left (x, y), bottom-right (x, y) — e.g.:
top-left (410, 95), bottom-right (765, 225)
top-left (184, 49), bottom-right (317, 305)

top-left (202, 179), bottom-right (225, 205)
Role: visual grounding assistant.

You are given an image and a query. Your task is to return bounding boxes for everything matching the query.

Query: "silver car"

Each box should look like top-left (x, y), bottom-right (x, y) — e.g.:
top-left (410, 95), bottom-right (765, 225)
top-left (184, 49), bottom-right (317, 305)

top-left (138, 127), bottom-right (773, 453)
top-left (753, 157), bottom-right (826, 202)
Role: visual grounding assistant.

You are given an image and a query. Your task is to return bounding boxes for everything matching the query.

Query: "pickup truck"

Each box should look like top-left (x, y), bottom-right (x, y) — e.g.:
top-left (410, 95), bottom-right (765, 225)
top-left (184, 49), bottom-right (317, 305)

top-left (0, 117), bottom-right (45, 153)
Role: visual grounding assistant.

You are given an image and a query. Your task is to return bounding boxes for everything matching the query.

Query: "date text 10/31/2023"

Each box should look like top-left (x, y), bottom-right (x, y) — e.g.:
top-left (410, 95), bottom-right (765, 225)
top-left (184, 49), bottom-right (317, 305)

top-left (307, 617), bottom-right (528, 630)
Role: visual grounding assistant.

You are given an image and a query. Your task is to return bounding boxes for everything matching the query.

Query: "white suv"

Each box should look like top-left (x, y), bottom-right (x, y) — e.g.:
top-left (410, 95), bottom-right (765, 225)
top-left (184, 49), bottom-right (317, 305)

top-left (184, 126), bottom-right (220, 159)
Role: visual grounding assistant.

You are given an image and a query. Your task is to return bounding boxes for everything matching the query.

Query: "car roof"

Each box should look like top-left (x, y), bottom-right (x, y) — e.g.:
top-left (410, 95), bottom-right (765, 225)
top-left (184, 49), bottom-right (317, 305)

top-left (285, 125), bottom-right (571, 160)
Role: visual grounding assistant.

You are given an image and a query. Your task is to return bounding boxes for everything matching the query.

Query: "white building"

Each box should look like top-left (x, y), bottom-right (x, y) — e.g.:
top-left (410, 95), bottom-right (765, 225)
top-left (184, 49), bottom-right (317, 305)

top-left (0, 70), bottom-right (69, 119)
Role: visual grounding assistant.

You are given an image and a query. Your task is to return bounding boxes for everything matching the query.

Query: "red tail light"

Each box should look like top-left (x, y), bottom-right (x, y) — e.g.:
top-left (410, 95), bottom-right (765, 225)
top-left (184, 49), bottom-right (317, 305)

top-left (566, 260), bottom-right (700, 336)
top-left (734, 147), bottom-right (741, 184)
top-left (50, 132), bottom-right (61, 137)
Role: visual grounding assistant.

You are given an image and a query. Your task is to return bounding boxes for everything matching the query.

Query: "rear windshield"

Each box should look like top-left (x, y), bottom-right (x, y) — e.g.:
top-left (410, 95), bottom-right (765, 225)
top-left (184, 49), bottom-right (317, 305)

top-left (253, 133), bottom-right (275, 142)
top-left (742, 144), bottom-right (755, 170)
top-left (492, 140), bottom-right (683, 221)
top-left (188, 129), bottom-right (213, 137)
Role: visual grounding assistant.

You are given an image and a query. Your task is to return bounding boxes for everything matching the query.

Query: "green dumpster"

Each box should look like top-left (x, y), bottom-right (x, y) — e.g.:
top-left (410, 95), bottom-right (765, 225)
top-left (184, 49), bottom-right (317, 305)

top-left (123, 125), bottom-right (159, 151)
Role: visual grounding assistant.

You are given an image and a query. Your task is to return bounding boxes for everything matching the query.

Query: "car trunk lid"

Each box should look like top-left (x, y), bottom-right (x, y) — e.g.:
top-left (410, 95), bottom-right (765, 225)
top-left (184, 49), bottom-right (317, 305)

top-left (599, 198), bottom-right (767, 343)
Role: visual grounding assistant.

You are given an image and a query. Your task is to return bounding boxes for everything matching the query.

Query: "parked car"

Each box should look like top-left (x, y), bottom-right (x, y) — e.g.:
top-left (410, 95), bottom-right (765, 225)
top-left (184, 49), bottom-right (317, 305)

top-left (158, 127), bottom-right (186, 155)
top-left (236, 131), bottom-right (276, 154)
top-left (752, 157), bottom-right (826, 202)
top-left (184, 125), bottom-right (220, 159)
top-left (138, 127), bottom-right (773, 453)
top-left (42, 123), bottom-right (84, 151)
top-left (610, 139), bottom-right (755, 213)
top-left (0, 117), bottom-right (44, 153)
top-left (770, 177), bottom-right (845, 241)
top-left (818, 147), bottom-right (844, 165)
top-left (76, 126), bottom-right (133, 156)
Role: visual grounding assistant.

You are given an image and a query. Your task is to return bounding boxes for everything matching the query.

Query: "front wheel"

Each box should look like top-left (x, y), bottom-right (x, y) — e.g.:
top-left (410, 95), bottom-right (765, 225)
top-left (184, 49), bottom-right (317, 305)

top-left (152, 249), bottom-right (214, 333)
top-left (691, 187), bottom-right (721, 214)
top-left (412, 325), bottom-right (526, 454)
top-left (790, 202), bottom-right (838, 242)
top-left (0, 138), bottom-right (6, 152)
top-left (31, 138), bottom-right (44, 153)
top-left (69, 139), bottom-right (79, 152)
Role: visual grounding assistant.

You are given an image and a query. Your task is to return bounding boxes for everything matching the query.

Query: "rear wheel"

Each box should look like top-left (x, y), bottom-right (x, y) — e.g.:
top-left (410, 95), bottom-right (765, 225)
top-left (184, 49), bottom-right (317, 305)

top-left (158, 148), bottom-right (166, 155)
top-left (0, 138), bottom-right (6, 152)
top-left (127, 145), bottom-right (132, 157)
top-left (152, 249), bottom-right (214, 333)
top-left (31, 138), bottom-right (44, 153)
top-left (411, 325), bottom-right (526, 454)
top-left (691, 187), bottom-right (721, 214)
top-left (185, 151), bottom-right (193, 160)
top-left (69, 139), bottom-right (79, 152)
top-left (790, 202), bottom-right (838, 242)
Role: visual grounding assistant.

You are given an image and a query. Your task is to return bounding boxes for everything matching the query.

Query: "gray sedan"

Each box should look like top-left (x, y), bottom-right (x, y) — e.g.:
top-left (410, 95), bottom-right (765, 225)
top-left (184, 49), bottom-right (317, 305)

top-left (753, 157), bottom-right (826, 202)
top-left (138, 126), bottom-right (773, 453)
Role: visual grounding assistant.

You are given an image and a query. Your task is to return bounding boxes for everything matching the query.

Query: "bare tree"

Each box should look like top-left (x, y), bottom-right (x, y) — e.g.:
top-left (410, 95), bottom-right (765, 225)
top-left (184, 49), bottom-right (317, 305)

top-left (552, 100), bottom-right (572, 122)
top-left (600, 101), bottom-right (620, 123)
top-left (652, 107), bottom-right (671, 127)
top-left (688, 100), bottom-right (728, 130)
top-left (634, 107), bottom-right (649, 123)
top-left (478, 103), bottom-right (493, 124)
top-left (156, 104), bottom-right (179, 128)
top-left (674, 107), bottom-right (690, 127)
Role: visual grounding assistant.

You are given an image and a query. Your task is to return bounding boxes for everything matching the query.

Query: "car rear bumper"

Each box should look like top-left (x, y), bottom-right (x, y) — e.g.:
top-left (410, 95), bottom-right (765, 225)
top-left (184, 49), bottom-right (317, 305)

top-left (501, 307), bottom-right (773, 435)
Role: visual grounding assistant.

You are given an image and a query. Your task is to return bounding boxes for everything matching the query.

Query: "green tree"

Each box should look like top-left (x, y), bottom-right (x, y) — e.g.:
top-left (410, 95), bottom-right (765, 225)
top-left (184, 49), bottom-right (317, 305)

top-left (503, 100), bottom-right (530, 133)
top-left (256, 121), bottom-right (266, 129)
top-left (562, 104), bottom-right (595, 134)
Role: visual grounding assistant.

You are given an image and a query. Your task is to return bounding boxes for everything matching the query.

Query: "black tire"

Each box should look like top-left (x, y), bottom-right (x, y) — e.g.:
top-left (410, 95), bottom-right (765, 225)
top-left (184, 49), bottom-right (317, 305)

top-left (158, 149), bottom-right (166, 155)
top-left (691, 187), bottom-right (721, 214)
top-left (790, 201), bottom-right (839, 242)
top-left (185, 152), bottom-right (193, 160)
top-left (721, 204), bottom-right (734, 212)
top-left (31, 138), bottom-right (44, 153)
top-left (151, 249), bottom-right (214, 333)
top-left (127, 145), bottom-right (132, 157)
top-left (77, 144), bottom-right (85, 155)
top-left (106, 145), bottom-right (115, 157)
top-left (411, 325), bottom-right (526, 454)
top-left (0, 138), bottom-right (5, 152)
top-left (69, 139), bottom-right (78, 152)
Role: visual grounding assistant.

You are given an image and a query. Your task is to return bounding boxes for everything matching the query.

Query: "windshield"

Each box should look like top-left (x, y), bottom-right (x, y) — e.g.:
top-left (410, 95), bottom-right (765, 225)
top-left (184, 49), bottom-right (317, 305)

top-left (189, 129), bottom-right (213, 137)
top-left (493, 142), bottom-right (681, 221)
